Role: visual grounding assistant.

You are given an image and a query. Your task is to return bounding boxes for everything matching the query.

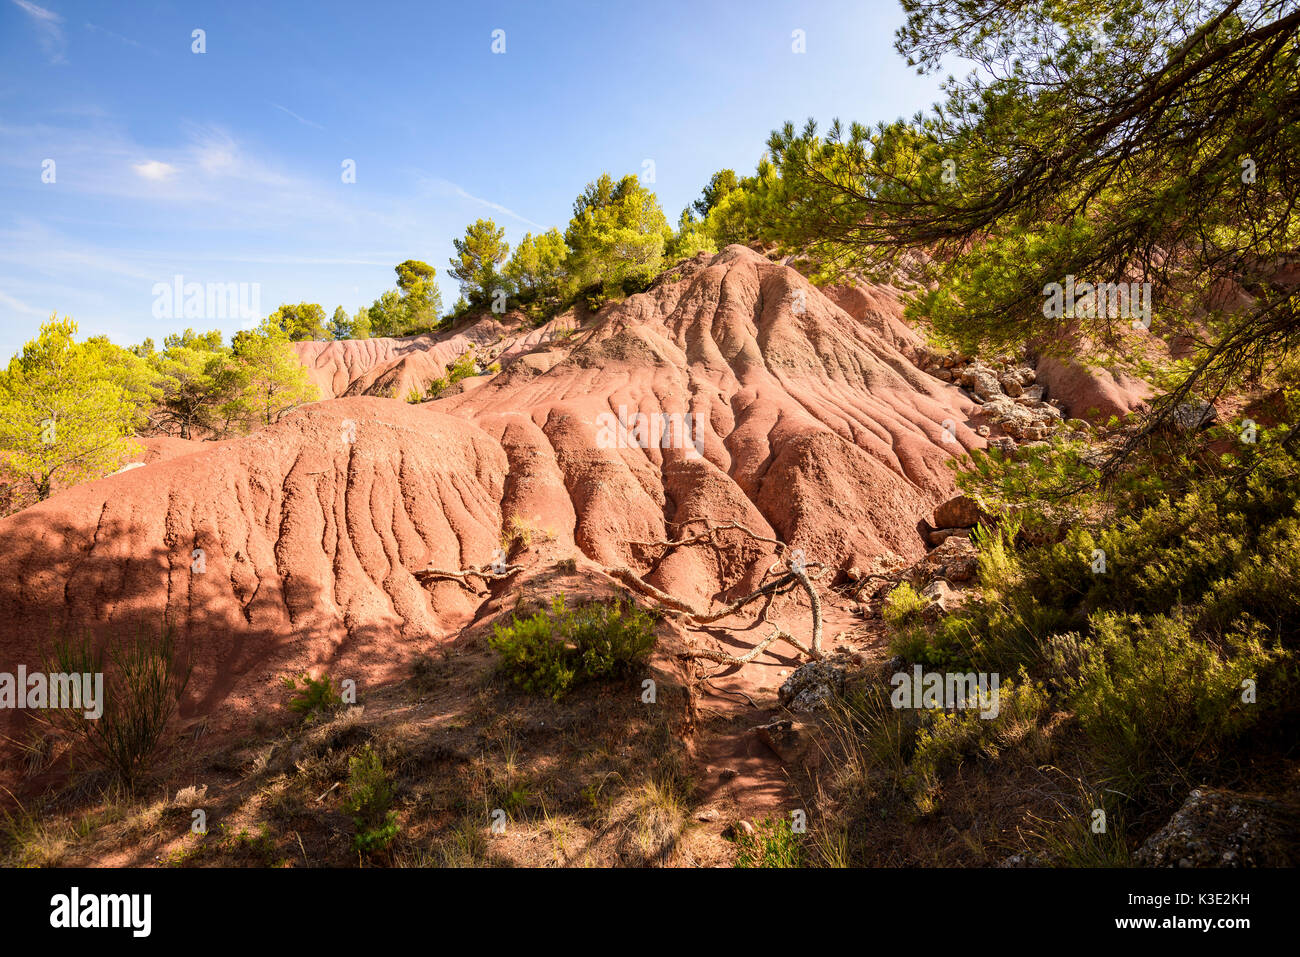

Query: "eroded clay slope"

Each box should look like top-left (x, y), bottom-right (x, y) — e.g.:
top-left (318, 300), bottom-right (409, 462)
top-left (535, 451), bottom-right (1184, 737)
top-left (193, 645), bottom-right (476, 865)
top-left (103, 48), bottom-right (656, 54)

top-left (440, 245), bottom-right (981, 604)
top-left (0, 245), bottom-right (982, 742)
top-left (0, 399), bottom-right (506, 736)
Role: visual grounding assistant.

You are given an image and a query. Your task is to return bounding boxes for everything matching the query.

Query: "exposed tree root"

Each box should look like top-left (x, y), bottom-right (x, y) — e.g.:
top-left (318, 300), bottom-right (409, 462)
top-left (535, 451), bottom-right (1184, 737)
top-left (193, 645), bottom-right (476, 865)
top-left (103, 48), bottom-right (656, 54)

top-left (609, 566), bottom-right (699, 615)
top-left (414, 561), bottom-right (523, 587)
top-left (613, 520), bottom-right (828, 667)
top-left (628, 518), bottom-right (786, 554)
top-left (841, 571), bottom-right (906, 602)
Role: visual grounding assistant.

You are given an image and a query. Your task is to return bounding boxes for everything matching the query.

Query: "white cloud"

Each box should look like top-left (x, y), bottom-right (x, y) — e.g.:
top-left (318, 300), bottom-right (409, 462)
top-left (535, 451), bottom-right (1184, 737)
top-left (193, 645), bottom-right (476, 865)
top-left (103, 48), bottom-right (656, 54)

top-left (133, 160), bottom-right (176, 181)
top-left (11, 0), bottom-right (66, 63)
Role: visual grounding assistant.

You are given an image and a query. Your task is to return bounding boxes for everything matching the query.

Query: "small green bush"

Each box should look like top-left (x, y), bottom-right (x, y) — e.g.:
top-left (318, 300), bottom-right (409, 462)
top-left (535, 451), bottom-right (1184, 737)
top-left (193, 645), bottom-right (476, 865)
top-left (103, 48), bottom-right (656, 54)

top-left (41, 622), bottom-right (192, 792)
top-left (828, 670), bottom-right (1048, 817)
top-left (883, 582), bottom-right (932, 661)
top-left (883, 582), bottom-right (928, 630)
top-left (1068, 611), bottom-right (1281, 801)
top-left (904, 675), bottom-right (1048, 814)
top-left (282, 673), bottom-right (342, 721)
top-left (425, 350), bottom-right (479, 399)
top-left (488, 594), bottom-right (657, 700)
top-left (344, 744), bottom-right (399, 855)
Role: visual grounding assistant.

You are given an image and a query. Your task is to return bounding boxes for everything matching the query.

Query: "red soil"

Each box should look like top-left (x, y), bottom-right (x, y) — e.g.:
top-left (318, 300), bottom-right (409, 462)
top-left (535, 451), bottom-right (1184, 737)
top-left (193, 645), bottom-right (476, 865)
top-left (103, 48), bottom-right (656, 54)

top-left (0, 246), bottom-right (983, 768)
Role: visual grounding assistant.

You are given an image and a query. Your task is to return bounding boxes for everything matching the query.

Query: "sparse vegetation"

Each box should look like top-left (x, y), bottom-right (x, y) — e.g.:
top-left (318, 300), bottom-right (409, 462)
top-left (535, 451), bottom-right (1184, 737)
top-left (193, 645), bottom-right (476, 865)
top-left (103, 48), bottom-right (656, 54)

top-left (422, 349), bottom-right (480, 400)
top-left (38, 622), bottom-right (192, 793)
top-left (282, 673), bottom-right (343, 722)
top-left (165, 822), bottom-right (284, 868)
top-left (344, 745), bottom-right (399, 856)
top-left (734, 815), bottom-right (805, 868)
top-left (500, 514), bottom-right (547, 555)
top-left (488, 595), bottom-right (657, 700)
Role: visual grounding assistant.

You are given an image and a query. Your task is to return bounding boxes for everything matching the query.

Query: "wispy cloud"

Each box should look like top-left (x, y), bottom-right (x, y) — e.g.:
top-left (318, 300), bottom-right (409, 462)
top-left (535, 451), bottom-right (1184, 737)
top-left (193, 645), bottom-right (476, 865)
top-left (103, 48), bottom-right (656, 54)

top-left (83, 21), bottom-right (157, 55)
top-left (270, 103), bottom-right (325, 131)
top-left (11, 0), bottom-right (66, 64)
top-left (158, 253), bottom-right (397, 267)
top-left (417, 176), bottom-right (543, 229)
top-left (451, 185), bottom-right (544, 229)
top-left (132, 160), bottom-right (176, 181)
top-left (0, 221), bottom-right (164, 284)
top-left (0, 122), bottom-right (503, 354)
top-left (0, 289), bottom-right (44, 317)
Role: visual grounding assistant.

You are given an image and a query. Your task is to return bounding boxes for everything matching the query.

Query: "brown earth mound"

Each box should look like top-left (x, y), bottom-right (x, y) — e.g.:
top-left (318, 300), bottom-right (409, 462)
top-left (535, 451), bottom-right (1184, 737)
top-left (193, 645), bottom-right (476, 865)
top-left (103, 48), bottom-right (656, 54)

top-left (1035, 355), bottom-right (1153, 422)
top-left (0, 245), bottom-right (983, 755)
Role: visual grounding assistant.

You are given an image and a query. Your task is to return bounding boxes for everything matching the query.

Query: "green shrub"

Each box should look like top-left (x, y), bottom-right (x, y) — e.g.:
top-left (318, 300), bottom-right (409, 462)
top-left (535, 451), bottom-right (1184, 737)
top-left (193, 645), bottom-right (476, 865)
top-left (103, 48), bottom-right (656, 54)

top-left (40, 622), bottom-right (192, 792)
top-left (425, 350), bottom-right (479, 399)
top-left (883, 582), bottom-right (938, 662)
top-left (902, 446), bottom-right (1300, 676)
top-left (1068, 611), bottom-right (1281, 801)
top-left (344, 744), bottom-right (399, 855)
top-left (883, 582), bottom-right (928, 631)
top-left (823, 670), bottom-right (1048, 818)
top-left (488, 594), bottom-right (657, 700)
top-left (282, 673), bottom-right (342, 721)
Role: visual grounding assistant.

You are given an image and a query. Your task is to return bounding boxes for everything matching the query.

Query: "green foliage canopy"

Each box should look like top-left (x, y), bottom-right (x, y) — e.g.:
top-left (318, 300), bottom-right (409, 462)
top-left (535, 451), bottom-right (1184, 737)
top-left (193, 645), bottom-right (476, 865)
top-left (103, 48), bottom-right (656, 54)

top-left (449, 220), bottom-right (510, 306)
top-left (0, 316), bottom-right (141, 499)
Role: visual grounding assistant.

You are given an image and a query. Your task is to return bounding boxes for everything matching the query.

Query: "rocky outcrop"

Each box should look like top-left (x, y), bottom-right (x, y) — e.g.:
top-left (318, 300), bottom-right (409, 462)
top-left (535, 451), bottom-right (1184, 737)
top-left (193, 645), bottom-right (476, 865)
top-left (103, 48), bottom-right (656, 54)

top-left (1134, 788), bottom-right (1300, 867)
top-left (778, 660), bottom-right (846, 712)
top-left (933, 495), bottom-right (982, 529)
top-left (917, 351), bottom-right (1073, 440)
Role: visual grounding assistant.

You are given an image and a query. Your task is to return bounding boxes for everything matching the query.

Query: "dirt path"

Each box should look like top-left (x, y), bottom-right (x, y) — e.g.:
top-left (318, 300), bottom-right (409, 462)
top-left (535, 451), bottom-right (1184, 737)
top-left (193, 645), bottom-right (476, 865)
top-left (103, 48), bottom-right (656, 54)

top-left (681, 589), bottom-right (889, 839)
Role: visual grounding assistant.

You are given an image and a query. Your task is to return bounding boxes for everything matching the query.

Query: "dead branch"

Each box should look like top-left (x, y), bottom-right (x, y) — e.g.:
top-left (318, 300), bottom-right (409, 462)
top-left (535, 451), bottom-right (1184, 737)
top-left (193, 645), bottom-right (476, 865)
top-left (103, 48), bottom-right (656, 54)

top-left (628, 518), bottom-right (787, 554)
top-left (609, 566), bottom-right (700, 614)
top-left (614, 519), bottom-right (828, 666)
top-left (414, 561), bottom-right (523, 586)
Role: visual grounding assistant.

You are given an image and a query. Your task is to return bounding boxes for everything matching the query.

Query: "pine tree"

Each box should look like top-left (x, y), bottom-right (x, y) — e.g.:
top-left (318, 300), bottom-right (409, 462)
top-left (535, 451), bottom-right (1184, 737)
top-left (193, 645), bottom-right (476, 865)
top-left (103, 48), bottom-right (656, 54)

top-left (503, 228), bottom-right (568, 300)
top-left (327, 305), bottom-right (354, 340)
top-left (265, 302), bottom-right (328, 341)
top-left (225, 327), bottom-right (318, 428)
top-left (767, 0), bottom-right (1300, 445)
top-left (563, 173), bottom-right (670, 299)
top-left (0, 316), bottom-right (141, 500)
top-left (449, 220), bottom-right (510, 306)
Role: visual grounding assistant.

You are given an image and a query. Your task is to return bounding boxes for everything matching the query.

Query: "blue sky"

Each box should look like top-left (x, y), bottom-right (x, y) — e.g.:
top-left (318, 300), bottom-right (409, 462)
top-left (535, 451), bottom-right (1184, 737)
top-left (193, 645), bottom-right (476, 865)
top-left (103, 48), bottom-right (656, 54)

top-left (0, 0), bottom-right (947, 357)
